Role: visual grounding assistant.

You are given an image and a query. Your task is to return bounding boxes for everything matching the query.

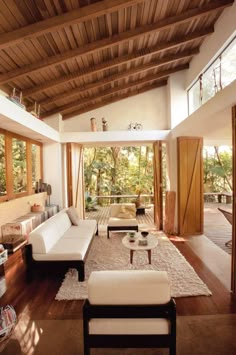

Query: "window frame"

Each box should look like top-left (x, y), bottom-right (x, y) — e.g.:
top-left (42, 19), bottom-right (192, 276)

top-left (0, 128), bottom-right (43, 202)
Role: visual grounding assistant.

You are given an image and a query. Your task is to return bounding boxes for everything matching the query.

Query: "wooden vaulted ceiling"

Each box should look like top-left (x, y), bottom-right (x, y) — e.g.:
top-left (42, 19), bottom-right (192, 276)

top-left (0, 0), bottom-right (234, 121)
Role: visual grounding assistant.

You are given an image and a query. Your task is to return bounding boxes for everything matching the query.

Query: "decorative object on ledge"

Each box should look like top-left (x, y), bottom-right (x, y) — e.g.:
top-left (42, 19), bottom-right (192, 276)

top-left (47, 184), bottom-right (52, 205)
top-left (128, 122), bottom-right (143, 131)
top-left (7, 88), bottom-right (25, 109)
top-left (90, 117), bottom-right (97, 131)
top-left (102, 117), bottom-right (108, 131)
top-left (30, 102), bottom-right (41, 119)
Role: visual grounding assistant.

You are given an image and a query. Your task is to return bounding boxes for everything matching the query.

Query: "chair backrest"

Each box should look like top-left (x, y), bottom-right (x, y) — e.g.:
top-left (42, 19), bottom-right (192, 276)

top-left (218, 208), bottom-right (232, 225)
top-left (110, 203), bottom-right (136, 218)
top-left (88, 270), bottom-right (171, 305)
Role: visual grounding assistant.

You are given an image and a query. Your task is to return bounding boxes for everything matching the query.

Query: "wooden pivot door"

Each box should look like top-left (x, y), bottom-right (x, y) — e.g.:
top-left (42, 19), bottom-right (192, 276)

top-left (177, 137), bottom-right (203, 236)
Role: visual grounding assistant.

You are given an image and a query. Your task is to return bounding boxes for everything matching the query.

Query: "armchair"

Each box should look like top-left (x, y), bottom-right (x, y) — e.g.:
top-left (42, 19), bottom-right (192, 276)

top-left (83, 270), bottom-right (176, 355)
top-left (107, 203), bottom-right (138, 238)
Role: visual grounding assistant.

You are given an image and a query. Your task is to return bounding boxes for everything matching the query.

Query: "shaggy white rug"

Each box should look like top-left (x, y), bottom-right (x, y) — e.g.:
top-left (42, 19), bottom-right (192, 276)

top-left (55, 232), bottom-right (212, 300)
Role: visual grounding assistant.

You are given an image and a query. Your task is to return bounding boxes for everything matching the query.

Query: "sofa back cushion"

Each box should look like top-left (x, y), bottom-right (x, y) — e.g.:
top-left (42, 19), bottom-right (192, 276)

top-left (29, 210), bottom-right (72, 254)
top-left (88, 270), bottom-right (171, 305)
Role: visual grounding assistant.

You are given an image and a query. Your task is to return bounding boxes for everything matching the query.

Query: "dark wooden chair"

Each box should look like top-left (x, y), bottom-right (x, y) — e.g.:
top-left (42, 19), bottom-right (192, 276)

top-left (83, 270), bottom-right (176, 355)
top-left (218, 208), bottom-right (232, 247)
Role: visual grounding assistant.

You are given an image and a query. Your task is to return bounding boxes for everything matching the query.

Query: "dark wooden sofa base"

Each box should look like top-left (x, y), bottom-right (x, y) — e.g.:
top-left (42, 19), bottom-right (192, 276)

top-left (107, 225), bottom-right (138, 238)
top-left (24, 225), bottom-right (98, 282)
top-left (83, 299), bottom-right (176, 355)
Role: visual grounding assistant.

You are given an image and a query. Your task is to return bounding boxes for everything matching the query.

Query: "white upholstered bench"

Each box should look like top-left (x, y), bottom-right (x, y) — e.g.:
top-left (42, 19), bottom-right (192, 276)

top-left (83, 270), bottom-right (176, 355)
top-left (107, 203), bottom-right (138, 238)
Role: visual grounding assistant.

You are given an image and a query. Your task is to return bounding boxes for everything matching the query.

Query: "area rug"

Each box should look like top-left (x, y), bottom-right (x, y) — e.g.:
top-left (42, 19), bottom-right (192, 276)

top-left (55, 232), bottom-right (212, 300)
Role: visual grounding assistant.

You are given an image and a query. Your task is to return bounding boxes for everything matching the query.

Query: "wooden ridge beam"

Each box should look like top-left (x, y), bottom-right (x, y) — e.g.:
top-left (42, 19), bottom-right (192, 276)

top-left (28, 48), bottom-right (197, 109)
top-left (0, 0), bottom-right (142, 50)
top-left (25, 28), bottom-right (213, 100)
top-left (0, 0), bottom-right (232, 84)
top-left (41, 76), bottom-right (168, 118)
top-left (61, 82), bottom-right (167, 120)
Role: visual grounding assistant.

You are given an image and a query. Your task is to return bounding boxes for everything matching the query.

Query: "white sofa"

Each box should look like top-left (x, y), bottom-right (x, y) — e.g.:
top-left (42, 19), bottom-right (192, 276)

top-left (25, 208), bottom-right (97, 281)
top-left (83, 270), bottom-right (176, 355)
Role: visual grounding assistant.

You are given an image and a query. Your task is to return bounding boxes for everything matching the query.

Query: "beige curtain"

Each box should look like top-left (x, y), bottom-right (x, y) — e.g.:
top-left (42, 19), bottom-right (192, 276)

top-left (153, 141), bottom-right (162, 230)
top-left (67, 143), bottom-right (85, 219)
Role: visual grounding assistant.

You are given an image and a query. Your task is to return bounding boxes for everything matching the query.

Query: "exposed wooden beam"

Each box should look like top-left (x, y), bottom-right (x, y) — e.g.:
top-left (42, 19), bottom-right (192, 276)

top-left (26, 28), bottom-right (213, 101)
top-left (62, 82), bottom-right (168, 120)
top-left (0, 0), bottom-right (142, 50)
top-left (28, 48), bottom-right (197, 109)
top-left (41, 76), bottom-right (168, 118)
top-left (42, 63), bottom-right (189, 118)
top-left (0, 0), bottom-right (232, 84)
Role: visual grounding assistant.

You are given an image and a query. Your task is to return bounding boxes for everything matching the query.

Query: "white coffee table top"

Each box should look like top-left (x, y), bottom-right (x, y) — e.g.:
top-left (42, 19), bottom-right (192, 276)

top-left (122, 232), bottom-right (158, 251)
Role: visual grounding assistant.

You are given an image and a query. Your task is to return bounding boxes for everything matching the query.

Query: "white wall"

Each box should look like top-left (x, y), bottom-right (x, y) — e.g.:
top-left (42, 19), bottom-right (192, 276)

top-left (63, 87), bottom-right (167, 132)
top-left (186, 2), bottom-right (236, 88)
top-left (167, 70), bottom-right (188, 129)
top-left (43, 143), bottom-right (64, 208)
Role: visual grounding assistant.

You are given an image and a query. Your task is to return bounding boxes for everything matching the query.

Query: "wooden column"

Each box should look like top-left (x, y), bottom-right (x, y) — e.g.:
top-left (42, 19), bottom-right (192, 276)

top-left (231, 105), bottom-right (236, 294)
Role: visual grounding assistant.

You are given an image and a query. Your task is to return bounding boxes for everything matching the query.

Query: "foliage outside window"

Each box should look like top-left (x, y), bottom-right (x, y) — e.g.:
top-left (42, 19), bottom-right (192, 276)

top-left (188, 37), bottom-right (236, 115)
top-left (12, 138), bottom-right (27, 193)
top-left (0, 129), bottom-right (42, 202)
top-left (203, 146), bottom-right (232, 193)
top-left (84, 146), bottom-right (154, 207)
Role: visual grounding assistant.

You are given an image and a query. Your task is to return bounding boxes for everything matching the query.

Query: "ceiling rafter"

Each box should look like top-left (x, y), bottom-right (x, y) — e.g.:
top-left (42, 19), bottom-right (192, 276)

top-left (42, 63), bottom-right (189, 118)
top-left (0, 0), bottom-right (142, 50)
top-left (62, 82), bottom-right (166, 120)
top-left (28, 47), bottom-right (198, 109)
top-left (0, 0), bottom-right (231, 85)
top-left (26, 27), bottom-right (213, 101)
top-left (42, 76), bottom-right (168, 118)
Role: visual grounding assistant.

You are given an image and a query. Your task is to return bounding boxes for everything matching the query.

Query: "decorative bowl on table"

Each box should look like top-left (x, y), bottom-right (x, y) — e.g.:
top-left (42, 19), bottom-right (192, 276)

top-left (128, 232), bottom-right (136, 242)
top-left (141, 231), bottom-right (149, 238)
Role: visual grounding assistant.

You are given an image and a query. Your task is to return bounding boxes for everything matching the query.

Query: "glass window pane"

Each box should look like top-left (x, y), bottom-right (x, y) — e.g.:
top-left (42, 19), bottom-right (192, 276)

top-left (32, 144), bottom-right (41, 189)
top-left (12, 138), bottom-right (27, 193)
top-left (188, 81), bottom-right (201, 115)
top-left (0, 133), bottom-right (6, 196)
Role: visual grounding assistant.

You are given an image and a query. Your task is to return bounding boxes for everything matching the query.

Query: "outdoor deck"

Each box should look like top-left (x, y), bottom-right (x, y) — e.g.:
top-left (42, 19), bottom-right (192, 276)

top-left (86, 203), bottom-right (232, 255)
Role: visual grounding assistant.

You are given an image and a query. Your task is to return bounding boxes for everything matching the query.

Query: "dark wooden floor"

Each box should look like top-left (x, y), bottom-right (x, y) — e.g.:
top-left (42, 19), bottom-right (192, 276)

top-left (1, 235), bottom-right (236, 322)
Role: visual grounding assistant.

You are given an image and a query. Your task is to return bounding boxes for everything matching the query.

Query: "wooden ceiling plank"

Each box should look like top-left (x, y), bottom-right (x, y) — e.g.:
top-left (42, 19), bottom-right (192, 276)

top-left (24, 28), bottom-right (209, 98)
top-left (0, 0), bottom-right (230, 85)
top-left (41, 75), bottom-right (168, 117)
top-left (39, 63), bottom-right (189, 116)
top-left (27, 48), bottom-right (195, 109)
top-left (0, 0), bottom-right (142, 50)
top-left (62, 81), bottom-right (168, 120)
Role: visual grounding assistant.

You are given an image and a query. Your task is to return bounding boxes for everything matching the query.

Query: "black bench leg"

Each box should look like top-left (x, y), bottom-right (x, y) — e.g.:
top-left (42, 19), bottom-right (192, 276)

top-left (78, 262), bottom-right (85, 281)
top-left (107, 226), bottom-right (110, 238)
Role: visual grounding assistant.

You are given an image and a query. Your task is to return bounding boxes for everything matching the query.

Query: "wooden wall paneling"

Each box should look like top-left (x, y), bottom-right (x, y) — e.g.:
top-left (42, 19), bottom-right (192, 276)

top-left (177, 137), bottom-right (203, 236)
top-left (232, 105), bottom-right (236, 294)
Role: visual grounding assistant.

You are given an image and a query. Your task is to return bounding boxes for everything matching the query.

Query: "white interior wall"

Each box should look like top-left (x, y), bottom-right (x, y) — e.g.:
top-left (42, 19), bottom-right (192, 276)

top-left (186, 2), bottom-right (236, 89)
top-left (63, 87), bottom-right (167, 132)
top-left (43, 142), bottom-right (64, 208)
top-left (167, 70), bottom-right (188, 129)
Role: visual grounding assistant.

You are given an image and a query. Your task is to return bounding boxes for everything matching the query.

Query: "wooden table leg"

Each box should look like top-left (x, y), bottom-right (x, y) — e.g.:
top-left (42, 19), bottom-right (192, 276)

top-left (147, 250), bottom-right (151, 264)
top-left (130, 250), bottom-right (134, 264)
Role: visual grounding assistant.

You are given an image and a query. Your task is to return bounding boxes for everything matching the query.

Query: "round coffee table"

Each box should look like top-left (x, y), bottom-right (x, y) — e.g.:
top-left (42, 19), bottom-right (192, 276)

top-left (122, 233), bottom-right (158, 264)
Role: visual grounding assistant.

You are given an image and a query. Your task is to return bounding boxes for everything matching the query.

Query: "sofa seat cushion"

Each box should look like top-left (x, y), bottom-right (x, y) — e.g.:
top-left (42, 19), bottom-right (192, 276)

top-left (89, 318), bottom-right (170, 335)
top-left (108, 217), bottom-right (138, 227)
top-left (63, 220), bottom-right (97, 239)
top-left (88, 270), bottom-right (171, 305)
top-left (33, 237), bottom-right (92, 261)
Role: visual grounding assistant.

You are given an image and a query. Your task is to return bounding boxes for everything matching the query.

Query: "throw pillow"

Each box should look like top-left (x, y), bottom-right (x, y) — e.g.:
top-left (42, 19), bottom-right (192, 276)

top-left (66, 206), bottom-right (80, 226)
top-left (117, 205), bottom-right (136, 219)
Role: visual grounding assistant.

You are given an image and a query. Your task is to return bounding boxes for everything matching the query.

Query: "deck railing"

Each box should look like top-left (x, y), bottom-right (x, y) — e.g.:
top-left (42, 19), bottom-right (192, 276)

top-left (93, 194), bottom-right (154, 206)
